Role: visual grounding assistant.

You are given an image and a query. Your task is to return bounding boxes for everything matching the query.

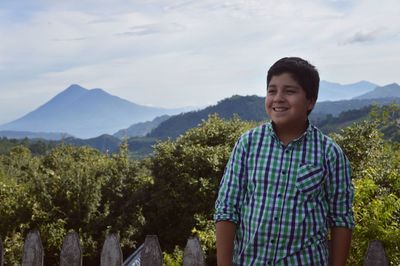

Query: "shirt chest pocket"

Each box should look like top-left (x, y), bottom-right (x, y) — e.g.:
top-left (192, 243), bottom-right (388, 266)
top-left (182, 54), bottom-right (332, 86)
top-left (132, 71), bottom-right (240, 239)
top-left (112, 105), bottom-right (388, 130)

top-left (296, 164), bottom-right (325, 195)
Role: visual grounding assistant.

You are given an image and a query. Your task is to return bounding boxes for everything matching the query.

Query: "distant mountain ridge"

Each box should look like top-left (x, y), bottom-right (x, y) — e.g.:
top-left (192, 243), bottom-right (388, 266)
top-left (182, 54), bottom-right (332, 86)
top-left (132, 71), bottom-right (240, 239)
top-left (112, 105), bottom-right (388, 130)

top-left (113, 115), bottom-right (170, 139)
top-left (318, 80), bottom-right (378, 101)
top-left (64, 134), bottom-right (121, 153)
top-left (312, 98), bottom-right (400, 117)
top-left (148, 95), bottom-right (266, 139)
top-left (149, 93), bottom-right (400, 140)
top-left (0, 80), bottom-right (396, 141)
top-left (353, 83), bottom-right (400, 99)
top-left (0, 84), bottom-right (190, 138)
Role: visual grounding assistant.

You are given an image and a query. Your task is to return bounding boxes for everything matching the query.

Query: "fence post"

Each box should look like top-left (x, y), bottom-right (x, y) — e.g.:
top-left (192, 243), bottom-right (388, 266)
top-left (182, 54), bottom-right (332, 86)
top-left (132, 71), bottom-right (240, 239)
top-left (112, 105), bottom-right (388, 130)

top-left (21, 229), bottom-right (43, 266)
top-left (0, 235), bottom-right (3, 266)
top-left (364, 240), bottom-right (389, 266)
top-left (183, 237), bottom-right (205, 266)
top-left (60, 231), bottom-right (82, 266)
top-left (100, 234), bottom-right (123, 266)
top-left (141, 235), bottom-right (162, 266)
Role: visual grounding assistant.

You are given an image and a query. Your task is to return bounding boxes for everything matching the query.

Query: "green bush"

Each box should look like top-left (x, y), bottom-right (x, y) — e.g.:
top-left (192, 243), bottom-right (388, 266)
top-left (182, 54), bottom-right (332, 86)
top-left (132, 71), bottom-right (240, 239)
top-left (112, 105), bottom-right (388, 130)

top-left (333, 121), bottom-right (400, 265)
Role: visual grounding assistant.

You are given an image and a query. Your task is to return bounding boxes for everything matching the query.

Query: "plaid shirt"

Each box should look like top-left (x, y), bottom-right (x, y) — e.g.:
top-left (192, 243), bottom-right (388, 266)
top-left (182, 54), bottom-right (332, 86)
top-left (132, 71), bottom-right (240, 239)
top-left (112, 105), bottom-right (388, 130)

top-left (214, 122), bottom-right (354, 265)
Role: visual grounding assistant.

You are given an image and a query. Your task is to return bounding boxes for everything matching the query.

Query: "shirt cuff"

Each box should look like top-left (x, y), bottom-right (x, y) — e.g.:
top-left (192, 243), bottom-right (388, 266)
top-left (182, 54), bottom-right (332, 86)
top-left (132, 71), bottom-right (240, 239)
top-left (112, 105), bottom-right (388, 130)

top-left (328, 216), bottom-right (355, 229)
top-left (214, 212), bottom-right (238, 224)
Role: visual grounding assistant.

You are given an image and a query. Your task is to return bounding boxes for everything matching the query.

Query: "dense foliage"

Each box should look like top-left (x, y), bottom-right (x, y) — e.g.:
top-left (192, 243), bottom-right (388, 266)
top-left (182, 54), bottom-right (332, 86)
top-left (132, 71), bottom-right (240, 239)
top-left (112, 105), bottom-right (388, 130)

top-left (0, 137), bottom-right (57, 156)
top-left (331, 106), bottom-right (400, 265)
top-left (0, 143), bottom-right (151, 265)
top-left (0, 108), bottom-right (399, 265)
top-left (143, 114), bottom-right (256, 264)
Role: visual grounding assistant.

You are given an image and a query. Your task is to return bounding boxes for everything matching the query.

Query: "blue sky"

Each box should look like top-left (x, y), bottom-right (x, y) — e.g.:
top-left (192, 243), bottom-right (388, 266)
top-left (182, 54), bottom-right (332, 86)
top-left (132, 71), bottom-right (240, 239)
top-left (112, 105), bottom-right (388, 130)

top-left (0, 0), bottom-right (399, 124)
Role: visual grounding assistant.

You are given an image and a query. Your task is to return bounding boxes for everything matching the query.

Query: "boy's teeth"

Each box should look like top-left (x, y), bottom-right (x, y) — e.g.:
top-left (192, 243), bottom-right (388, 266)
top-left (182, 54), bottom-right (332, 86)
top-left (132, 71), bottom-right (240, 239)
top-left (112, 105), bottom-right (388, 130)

top-left (274, 107), bottom-right (287, 111)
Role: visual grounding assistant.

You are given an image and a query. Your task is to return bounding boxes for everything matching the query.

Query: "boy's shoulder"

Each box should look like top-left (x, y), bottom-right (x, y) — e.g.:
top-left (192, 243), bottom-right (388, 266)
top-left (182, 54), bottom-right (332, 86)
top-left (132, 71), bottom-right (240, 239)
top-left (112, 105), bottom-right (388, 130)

top-left (238, 122), bottom-right (273, 142)
top-left (309, 124), bottom-right (347, 156)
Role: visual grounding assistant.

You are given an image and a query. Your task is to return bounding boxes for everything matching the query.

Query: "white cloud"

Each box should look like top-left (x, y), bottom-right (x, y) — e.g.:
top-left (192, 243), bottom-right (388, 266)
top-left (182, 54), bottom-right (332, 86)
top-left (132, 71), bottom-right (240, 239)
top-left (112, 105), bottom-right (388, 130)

top-left (0, 0), bottom-right (399, 124)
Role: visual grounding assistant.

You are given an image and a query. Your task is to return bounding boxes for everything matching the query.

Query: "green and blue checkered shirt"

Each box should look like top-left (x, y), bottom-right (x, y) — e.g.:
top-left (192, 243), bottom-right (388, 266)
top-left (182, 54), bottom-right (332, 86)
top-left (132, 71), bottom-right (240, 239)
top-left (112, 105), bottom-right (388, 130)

top-left (215, 122), bottom-right (354, 265)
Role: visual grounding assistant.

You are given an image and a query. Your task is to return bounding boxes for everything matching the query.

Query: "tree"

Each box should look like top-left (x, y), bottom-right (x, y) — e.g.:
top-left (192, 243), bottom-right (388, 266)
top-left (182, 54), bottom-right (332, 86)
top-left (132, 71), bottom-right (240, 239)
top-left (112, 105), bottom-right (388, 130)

top-left (332, 120), bottom-right (400, 265)
top-left (0, 143), bottom-right (152, 265)
top-left (143, 114), bottom-right (256, 252)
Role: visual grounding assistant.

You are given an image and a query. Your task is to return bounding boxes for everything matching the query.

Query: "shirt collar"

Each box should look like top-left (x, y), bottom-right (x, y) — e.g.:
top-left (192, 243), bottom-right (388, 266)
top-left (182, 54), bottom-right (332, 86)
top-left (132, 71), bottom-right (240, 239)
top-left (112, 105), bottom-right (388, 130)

top-left (267, 120), bottom-right (313, 144)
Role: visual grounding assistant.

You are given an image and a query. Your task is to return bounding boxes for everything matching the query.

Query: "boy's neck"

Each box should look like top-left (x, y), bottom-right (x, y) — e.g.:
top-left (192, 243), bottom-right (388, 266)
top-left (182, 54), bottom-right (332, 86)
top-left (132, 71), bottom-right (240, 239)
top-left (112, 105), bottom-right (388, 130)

top-left (272, 120), bottom-right (309, 146)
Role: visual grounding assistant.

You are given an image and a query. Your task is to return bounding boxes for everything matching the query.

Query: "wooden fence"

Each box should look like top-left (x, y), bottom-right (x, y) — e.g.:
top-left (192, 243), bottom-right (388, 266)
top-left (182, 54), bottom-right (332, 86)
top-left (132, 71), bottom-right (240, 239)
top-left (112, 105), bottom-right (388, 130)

top-left (0, 230), bottom-right (389, 265)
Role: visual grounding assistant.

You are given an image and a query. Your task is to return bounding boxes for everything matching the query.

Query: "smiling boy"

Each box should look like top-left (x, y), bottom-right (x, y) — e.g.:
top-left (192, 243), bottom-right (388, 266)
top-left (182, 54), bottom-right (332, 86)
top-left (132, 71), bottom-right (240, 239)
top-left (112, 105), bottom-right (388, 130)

top-left (214, 57), bottom-right (354, 265)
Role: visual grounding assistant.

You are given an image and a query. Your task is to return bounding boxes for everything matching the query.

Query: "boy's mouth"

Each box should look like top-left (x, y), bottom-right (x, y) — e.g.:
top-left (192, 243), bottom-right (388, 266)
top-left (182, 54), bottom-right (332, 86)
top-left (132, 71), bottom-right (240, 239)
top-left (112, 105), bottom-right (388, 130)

top-left (273, 107), bottom-right (288, 112)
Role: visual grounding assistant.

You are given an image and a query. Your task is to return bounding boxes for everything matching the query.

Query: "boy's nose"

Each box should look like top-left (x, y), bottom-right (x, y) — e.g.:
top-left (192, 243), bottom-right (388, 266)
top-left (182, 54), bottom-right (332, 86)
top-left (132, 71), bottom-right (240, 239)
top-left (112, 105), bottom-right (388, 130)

top-left (274, 91), bottom-right (285, 101)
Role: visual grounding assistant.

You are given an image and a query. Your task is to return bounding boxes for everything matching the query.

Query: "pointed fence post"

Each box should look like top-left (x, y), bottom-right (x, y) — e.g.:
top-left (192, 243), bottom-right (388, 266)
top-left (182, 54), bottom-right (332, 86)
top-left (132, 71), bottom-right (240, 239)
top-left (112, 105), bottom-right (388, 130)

top-left (0, 235), bottom-right (4, 266)
top-left (60, 231), bottom-right (82, 266)
top-left (364, 240), bottom-right (389, 266)
top-left (140, 235), bottom-right (162, 266)
top-left (183, 237), bottom-right (205, 266)
top-left (100, 234), bottom-right (123, 266)
top-left (21, 229), bottom-right (43, 266)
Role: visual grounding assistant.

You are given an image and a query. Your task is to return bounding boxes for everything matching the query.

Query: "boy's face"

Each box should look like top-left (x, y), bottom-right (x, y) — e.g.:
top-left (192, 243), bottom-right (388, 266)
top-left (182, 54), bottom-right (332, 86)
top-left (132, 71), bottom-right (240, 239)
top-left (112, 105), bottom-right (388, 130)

top-left (266, 72), bottom-right (315, 130)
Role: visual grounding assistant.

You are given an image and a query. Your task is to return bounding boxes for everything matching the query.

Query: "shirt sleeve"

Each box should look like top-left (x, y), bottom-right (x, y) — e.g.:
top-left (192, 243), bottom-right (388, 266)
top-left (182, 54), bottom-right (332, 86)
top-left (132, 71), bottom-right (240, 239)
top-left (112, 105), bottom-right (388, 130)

top-left (326, 143), bottom-right (355, 229)
top-left (214, 135), bottom-right (248, 224)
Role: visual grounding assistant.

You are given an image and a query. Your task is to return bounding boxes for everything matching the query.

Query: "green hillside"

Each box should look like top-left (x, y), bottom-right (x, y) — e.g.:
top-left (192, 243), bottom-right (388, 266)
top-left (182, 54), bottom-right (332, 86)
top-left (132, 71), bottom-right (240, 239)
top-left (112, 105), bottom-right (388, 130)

top-left (148, 95), bottom-right (267, 139)
top-left (148, 94), bottom-right (400, 140)
top-left (63, 134), bottom-right (121, 153)
top-left (114, 115), bottom-right (170, 138)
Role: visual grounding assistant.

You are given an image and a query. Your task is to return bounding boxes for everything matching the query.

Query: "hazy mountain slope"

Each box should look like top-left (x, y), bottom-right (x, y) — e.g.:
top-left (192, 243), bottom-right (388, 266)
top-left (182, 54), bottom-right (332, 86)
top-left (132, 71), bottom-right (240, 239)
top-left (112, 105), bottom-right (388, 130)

top-left (113, 115), bottom-right (170, 139)
top-left (353, 83), bottom-right (400, 99)
top-left (318, 80), bottom-right (377, 101)
top-left (148, 95), bottom-right (266, 139)
top-left (63, 134), bottom-right (121, 153)
top-left (0, 84), bottom-right (188, 138)
top-left (311, 97), bottom-right (400, 117)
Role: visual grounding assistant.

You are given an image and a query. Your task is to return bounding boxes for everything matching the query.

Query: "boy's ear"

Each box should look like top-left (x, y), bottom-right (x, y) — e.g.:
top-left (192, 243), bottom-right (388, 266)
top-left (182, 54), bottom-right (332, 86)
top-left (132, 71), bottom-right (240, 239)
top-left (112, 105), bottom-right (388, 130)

top-left (307, 98), bottom-right (317, 112)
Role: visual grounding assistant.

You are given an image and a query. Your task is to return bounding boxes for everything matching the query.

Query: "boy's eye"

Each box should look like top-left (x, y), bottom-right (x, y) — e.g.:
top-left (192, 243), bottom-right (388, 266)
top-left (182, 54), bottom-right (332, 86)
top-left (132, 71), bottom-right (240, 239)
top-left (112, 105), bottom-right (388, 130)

top-left (286, 90), bottom-right (296, 94)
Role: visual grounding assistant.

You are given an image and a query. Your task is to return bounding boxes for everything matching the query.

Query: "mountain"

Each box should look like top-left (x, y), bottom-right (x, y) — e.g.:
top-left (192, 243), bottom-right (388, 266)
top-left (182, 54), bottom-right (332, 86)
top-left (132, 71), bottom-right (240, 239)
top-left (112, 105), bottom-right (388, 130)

top-left (0, 84), bottom-right (190, 138)
top-left (353, 83), bottom-right (400, 99)
top-left (311, 97), bottom-right (400, 117)
top-left (63, 134), bottom-right (121, 153)
top-left (148, 95), bottom-right (266, 139)
top-left (148, 94), bottom-right (400, 140)
top-left (318, 80), bottom-right (378, 101)
top-left (113, 115), bottom-right (170, 139)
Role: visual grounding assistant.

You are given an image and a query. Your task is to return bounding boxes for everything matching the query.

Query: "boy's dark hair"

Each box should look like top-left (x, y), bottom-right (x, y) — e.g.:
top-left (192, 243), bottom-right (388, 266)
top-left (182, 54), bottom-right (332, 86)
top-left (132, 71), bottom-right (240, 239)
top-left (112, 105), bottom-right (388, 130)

top-left (267, 57), bottom-right (320, 101)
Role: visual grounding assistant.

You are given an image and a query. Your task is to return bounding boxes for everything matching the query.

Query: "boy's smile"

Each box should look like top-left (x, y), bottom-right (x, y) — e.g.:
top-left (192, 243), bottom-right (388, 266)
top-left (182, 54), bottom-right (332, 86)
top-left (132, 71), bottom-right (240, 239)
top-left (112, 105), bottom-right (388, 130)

top-left (266, 73), bottom-right (315, 134)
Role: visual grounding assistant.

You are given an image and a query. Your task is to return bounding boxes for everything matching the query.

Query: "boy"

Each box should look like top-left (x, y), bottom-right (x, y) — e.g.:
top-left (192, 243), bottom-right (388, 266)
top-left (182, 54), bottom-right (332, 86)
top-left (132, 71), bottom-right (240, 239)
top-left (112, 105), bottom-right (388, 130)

top-left (214, 57), bottom-right (354, 265)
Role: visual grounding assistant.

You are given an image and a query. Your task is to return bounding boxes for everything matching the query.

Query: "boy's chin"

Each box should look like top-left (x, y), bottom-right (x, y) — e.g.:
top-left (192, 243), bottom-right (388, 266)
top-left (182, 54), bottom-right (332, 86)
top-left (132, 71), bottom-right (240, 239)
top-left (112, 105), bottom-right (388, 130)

top-left (272, 119), bottom-right (307, 129)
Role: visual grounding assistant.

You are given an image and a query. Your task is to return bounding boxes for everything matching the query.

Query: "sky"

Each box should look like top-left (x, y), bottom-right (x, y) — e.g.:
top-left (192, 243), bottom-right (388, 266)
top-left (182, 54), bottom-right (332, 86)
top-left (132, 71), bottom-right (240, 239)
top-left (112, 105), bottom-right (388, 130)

top-left (0, 0), bottom-right (399, 124)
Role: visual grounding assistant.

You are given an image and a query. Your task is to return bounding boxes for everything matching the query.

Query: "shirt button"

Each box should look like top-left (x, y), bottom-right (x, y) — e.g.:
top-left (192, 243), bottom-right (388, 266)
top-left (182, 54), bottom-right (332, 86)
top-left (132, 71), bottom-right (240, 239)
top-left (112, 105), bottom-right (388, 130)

top-left (274, 217), bottom-right (278, 221)
top-left (271, 239), bottom-right (275, 244)
top-left (282, 170), bottom-right (286, 175)
top-left (277, 193), bottom-right (282, 198)
top-left (285, 149), bottom-right (290, 153)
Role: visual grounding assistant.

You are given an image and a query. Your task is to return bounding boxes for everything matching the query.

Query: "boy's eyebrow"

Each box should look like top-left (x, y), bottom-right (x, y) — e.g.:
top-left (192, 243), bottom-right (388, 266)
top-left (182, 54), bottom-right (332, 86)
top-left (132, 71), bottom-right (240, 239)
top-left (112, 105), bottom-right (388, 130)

top-left (267, 84), bottom-right (300, 89)
top-left (283, 85), bottom-right (301, 90)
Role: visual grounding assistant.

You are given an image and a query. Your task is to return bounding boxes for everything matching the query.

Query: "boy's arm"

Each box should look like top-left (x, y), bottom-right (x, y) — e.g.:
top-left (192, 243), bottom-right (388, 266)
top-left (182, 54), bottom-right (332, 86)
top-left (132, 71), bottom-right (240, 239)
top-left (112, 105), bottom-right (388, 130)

top-left (326, 144), bottom-right (354, 264)
top-left (214, 135), bottom-right (248, 265)
top-left (216, 221), bottom-right (236, 266)
top-left (330, 227), bottom-right (352, 266)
